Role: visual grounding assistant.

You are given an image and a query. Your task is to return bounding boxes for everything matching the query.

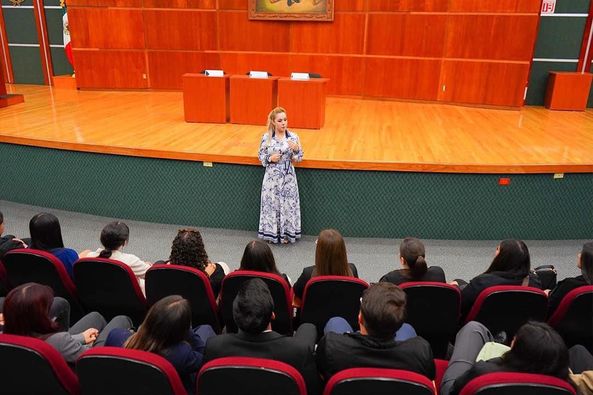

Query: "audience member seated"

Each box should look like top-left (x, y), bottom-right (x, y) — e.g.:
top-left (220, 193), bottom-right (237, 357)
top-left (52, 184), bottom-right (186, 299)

top-left (203, 279), bottom-right (321, 395)
top-left (450, 239), bottom-right (542, 319)
top-left (162, 229), bottom-right (227, 297)
top-left (0, 292), bottom-right (70, 332)
top-left (547, 241), bottom-right (593, 315)
top-left (3, 283), bottom-right (132, 364)
top-left (316, 282), bottom-right (434, 381)
top-left (239, 239), bottom-right (292, 285)
top-left (105, 295), bottom-right (216, 395)
top-left (29, 212), bottom-right (79, 278)
top-left (293, 229), bottom-right (358, 302)
top-left (81, 221), bottom-right (152, 294)
top-left (440, 321), bottom-right (574, 395)
top-left (380, 237), bottom-right (446, 285)
top-left (0, 210), bottom-right (26, 259)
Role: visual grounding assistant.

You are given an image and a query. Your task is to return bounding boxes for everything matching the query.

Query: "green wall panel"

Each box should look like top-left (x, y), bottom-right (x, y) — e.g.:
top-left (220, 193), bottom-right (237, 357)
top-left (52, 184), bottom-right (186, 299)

top-left (533, 17), bottom-right (586, 60)
top-left (50, 47), bottom-right (74, 76)
top-left (552, 0), bottom-right (590, 13)
top-left (1, 144), bottom-right (592, 240)
top-left (8, 46), bottom-right (44, 84)
top-left (45, 8), bottom-right (65, 44)
top-left (525, 61), bottom-right (577, 105)
top-left (3, 6), bottom-right (38, 44)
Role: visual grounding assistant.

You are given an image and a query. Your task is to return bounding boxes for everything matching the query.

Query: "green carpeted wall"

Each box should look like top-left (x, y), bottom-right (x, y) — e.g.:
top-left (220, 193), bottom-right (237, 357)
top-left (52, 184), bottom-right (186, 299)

top-left (1, 143), bottom-right (592, 240)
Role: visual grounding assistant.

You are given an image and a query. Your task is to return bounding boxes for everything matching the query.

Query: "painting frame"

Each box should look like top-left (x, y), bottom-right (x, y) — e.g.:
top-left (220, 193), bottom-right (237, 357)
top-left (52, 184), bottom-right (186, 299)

top-left (248, 0), bottom-right (334, 22)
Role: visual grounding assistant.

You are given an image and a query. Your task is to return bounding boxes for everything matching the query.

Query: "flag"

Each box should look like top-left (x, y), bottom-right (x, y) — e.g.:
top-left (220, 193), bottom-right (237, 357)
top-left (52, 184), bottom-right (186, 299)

top-left (61, 0), bottom-right (74, 68)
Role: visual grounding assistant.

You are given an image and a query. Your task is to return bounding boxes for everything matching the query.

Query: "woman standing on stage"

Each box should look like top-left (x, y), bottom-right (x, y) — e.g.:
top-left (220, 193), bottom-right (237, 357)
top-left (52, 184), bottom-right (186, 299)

top-left (258, 107), bottom-right (303, 244)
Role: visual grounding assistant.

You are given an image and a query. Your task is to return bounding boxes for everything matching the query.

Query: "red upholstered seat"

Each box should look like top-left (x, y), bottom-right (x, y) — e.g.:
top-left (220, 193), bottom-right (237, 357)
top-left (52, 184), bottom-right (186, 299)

top-left (459, 372), bottom-right (575, 395)
top-left (0, 333), bottom-right (80, 395)
top-left (323, 367), bottom-right (435, 395)
top-left (548, 285), bottom-right (593, 351)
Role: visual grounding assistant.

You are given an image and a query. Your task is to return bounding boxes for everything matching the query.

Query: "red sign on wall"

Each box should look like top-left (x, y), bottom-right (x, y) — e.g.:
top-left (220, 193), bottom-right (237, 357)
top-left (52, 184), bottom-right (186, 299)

top-left (541, 0), bottom-right (556, 14)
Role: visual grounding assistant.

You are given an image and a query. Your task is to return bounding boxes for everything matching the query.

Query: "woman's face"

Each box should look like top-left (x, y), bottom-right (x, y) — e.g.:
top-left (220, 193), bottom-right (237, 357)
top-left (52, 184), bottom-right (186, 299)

top-left (273, 112), bottom-right (287, 133)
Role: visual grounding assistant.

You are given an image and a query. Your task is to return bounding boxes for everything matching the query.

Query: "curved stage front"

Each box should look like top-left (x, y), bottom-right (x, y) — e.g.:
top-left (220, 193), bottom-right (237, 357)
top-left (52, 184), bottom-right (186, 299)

top-left (1, 85), bottom-right (592, 239)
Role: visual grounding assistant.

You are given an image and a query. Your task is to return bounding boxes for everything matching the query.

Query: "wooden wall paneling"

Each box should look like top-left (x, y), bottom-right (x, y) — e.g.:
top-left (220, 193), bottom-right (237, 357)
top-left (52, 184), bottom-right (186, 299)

top-left (289, 54), bottom-right (365, 96)
top-left (218, 0), bottom-right (247, 11)
top-left (289, 13), bottom-right (366, 54)
top-left (220, 52), bottom-right (290, 76)
top-left (147, 51), bottom-right (220, 89)
top-left (363, 57), bottom-right (441, 100)
top-left (367, 0), bottom-right (448, 12)
top-left (440, 60), bottom-right (529, 107)
top-left (33, 0), bottom-right (53, 84)
top-left (143, 10), bottom-right (217, 50)
top-left (73, 50), bottom-right (148, 88)
top-left (218, 11), bottom-right (290, 51)
top-left (444, 15), bottom-right (539, 61)
top-left (334, 0), bottom-right (365, 12)
top-left (0, 6), bottom-right (14, 83)
top-left (447, 0), bottom-right (542, 13)
top-left (366, 14), bottom-right (447, 57)
top-left (68, 8), bottom-right (145, 49)
top-left (67, 0), bottom-right (142, 7)
top-left (142, 0), bottom-right (216, 8)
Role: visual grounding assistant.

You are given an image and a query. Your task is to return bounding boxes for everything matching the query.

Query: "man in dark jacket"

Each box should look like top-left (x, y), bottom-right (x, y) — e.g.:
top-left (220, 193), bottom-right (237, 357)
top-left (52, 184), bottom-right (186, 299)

top-left (203, 278), bottom-right (321, 395)
top-left (316, 282), bottom-right (435, 380)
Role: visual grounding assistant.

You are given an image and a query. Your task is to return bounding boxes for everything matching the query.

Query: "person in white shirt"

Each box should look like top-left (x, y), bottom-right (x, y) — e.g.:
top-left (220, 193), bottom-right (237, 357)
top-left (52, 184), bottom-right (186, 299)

top-left (81, 222), bottom-right (152, 294)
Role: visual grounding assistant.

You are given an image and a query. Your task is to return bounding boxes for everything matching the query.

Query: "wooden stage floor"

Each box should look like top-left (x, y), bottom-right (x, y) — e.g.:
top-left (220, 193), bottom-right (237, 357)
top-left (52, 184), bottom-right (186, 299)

top-left (2, 84), bottom-right (593, 174)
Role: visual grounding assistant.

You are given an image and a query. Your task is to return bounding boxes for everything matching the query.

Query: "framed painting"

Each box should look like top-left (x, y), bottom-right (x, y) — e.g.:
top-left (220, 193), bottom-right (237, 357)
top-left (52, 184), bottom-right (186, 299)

top-left (248, 0), bottom-right (334, 21)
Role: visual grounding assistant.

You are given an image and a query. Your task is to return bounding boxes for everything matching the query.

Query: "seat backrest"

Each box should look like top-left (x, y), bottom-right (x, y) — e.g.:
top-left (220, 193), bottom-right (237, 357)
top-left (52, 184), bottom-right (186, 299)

top-left (301, 276), bottom-right (369, 335)
top-left (401, 282), bottom-right (460, 358)
top-left (77, 347), bottom-right (186, 395)
top-left (0, 334), bottom-right (80, 395)
top-left (2, 248), bottom-right (78, 299)
top-left (459, 372), bottom-right (576, 395)
top-left (145, 264), bottom-right (221, 333)
top-left (548, 285), bottom-right (593, 350)
top-left (2, 248), bottom-right (84, 319)
top-left (464, 286), bottom-right (548, 339)
top-left (323, 367), bottom-right (435, 395)
top-left (198, 357), bottom-right (306, 395)
top-left (219, 270), bottom-right (293, 334)
top-left (73, 258), bottom-right (147, 325)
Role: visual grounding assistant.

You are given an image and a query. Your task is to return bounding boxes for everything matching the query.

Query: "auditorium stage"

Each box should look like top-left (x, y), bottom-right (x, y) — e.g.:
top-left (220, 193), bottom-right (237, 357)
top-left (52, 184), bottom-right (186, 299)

top-left (2, 84), bottom-right (593, 174)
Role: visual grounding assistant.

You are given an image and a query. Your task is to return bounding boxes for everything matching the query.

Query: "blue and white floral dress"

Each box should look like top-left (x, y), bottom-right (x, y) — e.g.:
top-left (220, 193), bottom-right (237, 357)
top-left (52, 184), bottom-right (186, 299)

top-left (257, 130), bottom-right (303, 243)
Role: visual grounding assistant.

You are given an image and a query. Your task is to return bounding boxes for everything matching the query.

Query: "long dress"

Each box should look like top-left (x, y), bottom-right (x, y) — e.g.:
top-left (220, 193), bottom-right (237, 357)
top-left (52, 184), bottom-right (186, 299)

top-left (258, 130), bottom-right (303, 243)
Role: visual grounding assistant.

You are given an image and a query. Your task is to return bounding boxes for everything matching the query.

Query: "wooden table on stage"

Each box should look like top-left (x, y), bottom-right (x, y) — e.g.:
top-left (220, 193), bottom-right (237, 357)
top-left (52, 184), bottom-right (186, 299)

top-left (182, 73), bottom-right (229, 123)
top-left (230, 75), bottom-right (279, 125)
top-left (545, 72), bottom-right (593, 111)
top-left (278, 78), bottom-right (329, 129)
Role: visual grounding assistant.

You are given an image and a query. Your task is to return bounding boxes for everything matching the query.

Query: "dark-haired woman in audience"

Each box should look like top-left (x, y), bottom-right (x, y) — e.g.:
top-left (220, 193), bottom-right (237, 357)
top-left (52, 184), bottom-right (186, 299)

top-left (239, 239), bottom-right (292, 286)
top-left (81, 221), bottom-right (152, 294)
top-left (105, 295), bottom-right (215, 394)
top-left (547, 241), bottom-right (593, 315)
top-left (3, 283), bottom-right (132, 364)
top-left (293, 229), bottom-right (358, 303)
top-left (29, 212), bottom-right (79, 278)
top-left (441, 321), bottom-right (572, 395)
top-left (451, 239), bottom-right (541, 320)
top-left (165, 229), bottom-right (228, 297)
top-left (380, 237), bottom-right (445, 285)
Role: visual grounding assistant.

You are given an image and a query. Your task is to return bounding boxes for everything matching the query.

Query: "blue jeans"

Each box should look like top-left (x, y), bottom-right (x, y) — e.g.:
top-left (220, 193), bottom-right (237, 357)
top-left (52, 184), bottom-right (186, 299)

top-left (324, 316), bottom-right (417, 341)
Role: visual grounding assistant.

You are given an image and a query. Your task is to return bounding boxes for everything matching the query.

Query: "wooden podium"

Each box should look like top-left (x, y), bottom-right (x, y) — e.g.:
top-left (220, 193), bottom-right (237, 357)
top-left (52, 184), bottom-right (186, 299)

top-left (0, 60), bottom-right (24, 108)
top-left (545, 72), bottom-right (593, 111)
top-left (278, 78), bottom-right (328, 129)
top-left (230, 75), bottom-right (278, 125)
top-left (182, 73), bottom-right (229, 123)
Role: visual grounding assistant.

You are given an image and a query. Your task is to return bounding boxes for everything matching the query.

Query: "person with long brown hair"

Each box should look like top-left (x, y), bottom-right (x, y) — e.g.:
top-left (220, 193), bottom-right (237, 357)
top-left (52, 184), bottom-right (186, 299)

top-left (257, 107), bottom-right (303, 244)
top-left (105, 295), bottom-right (216, 395)
top-left (239, 239), bottom-right (291, 285)
top-left (3, 283), bottom-right (132, 364)
top-left (293, 229), bottom-right (358, 301)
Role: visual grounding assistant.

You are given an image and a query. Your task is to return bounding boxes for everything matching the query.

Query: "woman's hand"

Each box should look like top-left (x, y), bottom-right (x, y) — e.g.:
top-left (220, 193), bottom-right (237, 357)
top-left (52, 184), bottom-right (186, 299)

top-left (269, 153), bottom-right (281, 163)
top-left (82, 328), bottom-right (99, 344)
top-left (287, 140), bottom-right (299, 152)
top-left (205, 262), bottom-right (216, 276)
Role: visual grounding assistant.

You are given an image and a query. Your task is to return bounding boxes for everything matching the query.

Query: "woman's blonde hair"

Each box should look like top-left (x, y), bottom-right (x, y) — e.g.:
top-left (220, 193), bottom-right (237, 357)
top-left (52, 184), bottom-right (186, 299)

top-left (266, 106), bottom-right (287, 143)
